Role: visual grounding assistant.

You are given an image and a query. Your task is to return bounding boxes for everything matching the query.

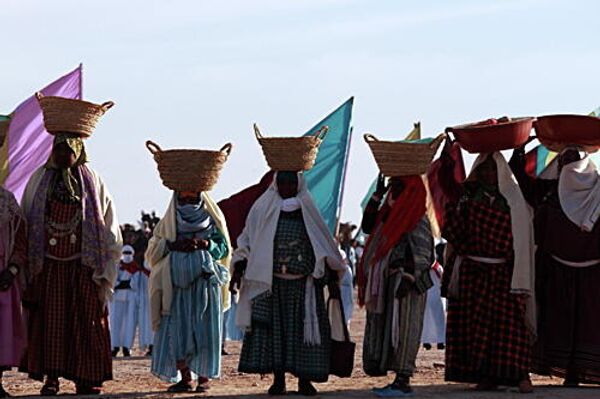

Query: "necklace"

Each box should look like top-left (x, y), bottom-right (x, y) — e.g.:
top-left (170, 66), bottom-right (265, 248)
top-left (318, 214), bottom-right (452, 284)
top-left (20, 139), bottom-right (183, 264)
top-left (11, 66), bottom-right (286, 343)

top-left (46, 207), bottom-right (82, 246)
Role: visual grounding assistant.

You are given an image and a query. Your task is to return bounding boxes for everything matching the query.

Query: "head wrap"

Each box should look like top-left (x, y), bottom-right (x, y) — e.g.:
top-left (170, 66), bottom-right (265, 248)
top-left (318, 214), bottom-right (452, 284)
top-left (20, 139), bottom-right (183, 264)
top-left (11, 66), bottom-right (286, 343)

top-left (46, 133), bottom-right (88, 202)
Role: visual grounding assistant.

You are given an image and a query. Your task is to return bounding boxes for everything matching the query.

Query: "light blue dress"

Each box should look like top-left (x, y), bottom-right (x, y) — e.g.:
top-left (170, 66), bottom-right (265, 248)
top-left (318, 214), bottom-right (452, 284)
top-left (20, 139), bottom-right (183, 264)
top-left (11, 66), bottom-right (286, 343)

top-left (151, 203), bottom-right (229, 381)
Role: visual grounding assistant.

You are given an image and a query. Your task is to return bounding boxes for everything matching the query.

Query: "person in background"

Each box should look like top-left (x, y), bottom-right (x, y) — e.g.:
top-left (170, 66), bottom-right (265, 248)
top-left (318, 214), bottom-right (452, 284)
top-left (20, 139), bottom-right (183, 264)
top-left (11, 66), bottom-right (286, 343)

top-left (421, 242), bottom-right (447, 351)
top-left (0, 187), bottom-right (28, 399)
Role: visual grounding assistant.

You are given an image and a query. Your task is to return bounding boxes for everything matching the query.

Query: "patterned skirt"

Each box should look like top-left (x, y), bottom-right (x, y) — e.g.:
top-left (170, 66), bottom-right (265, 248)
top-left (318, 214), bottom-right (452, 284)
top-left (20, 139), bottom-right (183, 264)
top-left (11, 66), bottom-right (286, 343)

top-left (238, 276), bottom-right (331, 382)
top-left (24, 259), bottom-right (112, 386)
top-left (363, 271), bottom-right (427, 377)
top-left (445, 259), bottom-right (531, 385)
top-left (533, 253), bottom-right (600, 384)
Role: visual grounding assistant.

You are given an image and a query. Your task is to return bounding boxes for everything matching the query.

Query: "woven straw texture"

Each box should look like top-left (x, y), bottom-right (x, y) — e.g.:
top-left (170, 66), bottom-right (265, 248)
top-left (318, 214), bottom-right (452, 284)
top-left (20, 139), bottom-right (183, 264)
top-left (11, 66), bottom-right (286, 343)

top-left (254, 123), bottom-right (327, 171)
top-left (36, 92), bottom-right (113, 137)
top-left (364, 133), bottom-right (446, 177)
top-left (146, 140), bottom-right (232, 192)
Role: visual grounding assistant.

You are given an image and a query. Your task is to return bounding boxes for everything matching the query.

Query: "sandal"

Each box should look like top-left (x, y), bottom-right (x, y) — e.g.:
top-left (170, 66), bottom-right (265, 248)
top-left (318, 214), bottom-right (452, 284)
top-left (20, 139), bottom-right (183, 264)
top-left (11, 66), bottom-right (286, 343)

top-left (167, 380), bottom-right (193, 393)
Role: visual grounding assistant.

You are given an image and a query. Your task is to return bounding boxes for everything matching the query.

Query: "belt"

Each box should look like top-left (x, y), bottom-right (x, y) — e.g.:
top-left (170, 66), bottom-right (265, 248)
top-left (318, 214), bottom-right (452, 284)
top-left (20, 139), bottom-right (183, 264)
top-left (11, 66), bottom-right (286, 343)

top-left (448, 255), bottom-right (507, 298)
top-left (551, 254), bottom-right (600, 268)
top-left (273, 273), bottom-right (305, 280)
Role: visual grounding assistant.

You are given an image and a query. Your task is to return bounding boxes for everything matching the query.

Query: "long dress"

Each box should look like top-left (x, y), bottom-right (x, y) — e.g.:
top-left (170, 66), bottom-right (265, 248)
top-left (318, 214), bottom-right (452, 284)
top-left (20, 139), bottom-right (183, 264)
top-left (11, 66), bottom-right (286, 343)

top-left (25, 181), bottom-right (113, 386)
top-left (110, 267), bottom-right (139, 349)
top-left (420, 266), bottom-right (446, 345)
top-left (510, 153), bottom-right (600, 383)
top-left (238, 209), bottom-right (331, 382)
top-left (443, 186), bottom-right (532, 385)
top-left (362, 218), bottom-right (433, 377)
top-left (0, 189), bottom-right (27, 371)
top-left (151, 224), bottom-right (229, 381)
top-left (136, 262), bottom-right (154, 350)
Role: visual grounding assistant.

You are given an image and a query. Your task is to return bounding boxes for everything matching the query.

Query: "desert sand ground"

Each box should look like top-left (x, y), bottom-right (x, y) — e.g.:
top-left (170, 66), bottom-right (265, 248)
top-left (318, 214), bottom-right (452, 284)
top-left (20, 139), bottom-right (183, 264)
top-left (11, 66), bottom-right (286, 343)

top-left (4, 304), bottom-right (600, 398)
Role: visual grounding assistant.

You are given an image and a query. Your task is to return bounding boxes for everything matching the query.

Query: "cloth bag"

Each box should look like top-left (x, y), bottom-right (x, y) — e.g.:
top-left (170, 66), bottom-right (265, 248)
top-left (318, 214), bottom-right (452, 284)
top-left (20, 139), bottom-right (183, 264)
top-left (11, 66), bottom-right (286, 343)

top-left (329, 297), bottom-right (355, 377)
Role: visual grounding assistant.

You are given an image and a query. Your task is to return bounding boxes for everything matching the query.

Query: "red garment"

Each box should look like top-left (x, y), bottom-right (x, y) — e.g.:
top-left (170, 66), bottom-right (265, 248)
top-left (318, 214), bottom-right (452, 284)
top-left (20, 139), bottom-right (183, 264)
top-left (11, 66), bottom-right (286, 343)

top-left (119, 260), bottom-right (148, 276)
top-left (427, 141), bottom-right (466, 229)
top-left (357, 176), bottom-right (427, 305)
top-left (218, 171), bottom-right (275, 249)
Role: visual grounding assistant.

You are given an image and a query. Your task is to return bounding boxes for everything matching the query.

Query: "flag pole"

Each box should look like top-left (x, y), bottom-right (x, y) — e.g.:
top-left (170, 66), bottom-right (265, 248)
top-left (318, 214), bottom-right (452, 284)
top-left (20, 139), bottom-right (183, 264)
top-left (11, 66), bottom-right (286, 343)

top-left (334, 124), bottom-right (353, 239)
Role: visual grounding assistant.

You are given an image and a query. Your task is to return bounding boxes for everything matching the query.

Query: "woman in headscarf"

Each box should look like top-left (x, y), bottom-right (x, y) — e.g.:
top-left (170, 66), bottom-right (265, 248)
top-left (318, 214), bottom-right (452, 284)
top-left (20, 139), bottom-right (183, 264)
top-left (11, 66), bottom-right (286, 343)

top-left (21, 95), bottom-right (122, 396)
top-left (358, 174), bottom-right (435, 397)
top-left (439, 143), bottom-right (535, 393)
top-left (146, 190), bottom-right (230, 393)
top-left (510, 144), bottom-right (600, 386)
top-left (0, 187), bottom-right (28, 399)
top-left (230, 171), bottom-right (346, 396)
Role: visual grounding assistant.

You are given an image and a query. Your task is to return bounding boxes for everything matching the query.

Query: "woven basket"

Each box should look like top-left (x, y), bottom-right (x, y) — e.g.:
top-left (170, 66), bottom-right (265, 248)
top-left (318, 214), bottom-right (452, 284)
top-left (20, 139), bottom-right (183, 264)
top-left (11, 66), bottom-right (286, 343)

top-left (146, 140), bottom-right (232, 192)
top-left (254, 123), bottom-right (328, 171)
top-left (36, 92), bottom-right (113, 137)
top-left (364, 133), bottom-right (446, 176)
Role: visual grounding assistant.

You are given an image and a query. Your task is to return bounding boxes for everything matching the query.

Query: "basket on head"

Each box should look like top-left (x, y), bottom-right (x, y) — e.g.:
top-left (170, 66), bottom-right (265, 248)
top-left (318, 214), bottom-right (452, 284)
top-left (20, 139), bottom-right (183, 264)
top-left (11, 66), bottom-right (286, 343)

top-left (534, 114), bottom-right (600, 152)
top-left (364, 133), bottom-right (446, 177)
top-left (145, 140), bottom-right (233, 192)
top-left (254, 123), bottom-right (328, 171)
top-left (446, 117), bottom-right (534, 154)
top-left (35, 92), bottom-right (114, 137)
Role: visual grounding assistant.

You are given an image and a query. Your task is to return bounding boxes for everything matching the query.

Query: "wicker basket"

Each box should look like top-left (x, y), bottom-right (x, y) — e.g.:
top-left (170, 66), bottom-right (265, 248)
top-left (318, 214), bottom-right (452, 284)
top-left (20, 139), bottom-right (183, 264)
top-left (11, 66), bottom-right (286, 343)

top-left (36, 92), bottom-right (113, 137)
top-left (254, 123), bottom-right (328, 171)
top-left (364, 133), bottom-right (446, 176)
top-left (146, 140), bottom-right (232, 192)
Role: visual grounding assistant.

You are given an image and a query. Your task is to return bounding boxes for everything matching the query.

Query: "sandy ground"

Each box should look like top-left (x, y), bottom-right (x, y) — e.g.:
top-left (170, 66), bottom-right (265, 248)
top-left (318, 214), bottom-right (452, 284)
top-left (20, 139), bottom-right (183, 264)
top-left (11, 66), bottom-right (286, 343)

top-left (4, 306), bottom-right (600, 398)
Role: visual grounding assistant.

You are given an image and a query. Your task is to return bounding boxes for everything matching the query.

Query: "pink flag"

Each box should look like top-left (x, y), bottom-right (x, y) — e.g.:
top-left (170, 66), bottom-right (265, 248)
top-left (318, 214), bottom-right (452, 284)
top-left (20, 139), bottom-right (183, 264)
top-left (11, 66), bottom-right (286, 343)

top-left (2, 65), bottom-right (82, 201)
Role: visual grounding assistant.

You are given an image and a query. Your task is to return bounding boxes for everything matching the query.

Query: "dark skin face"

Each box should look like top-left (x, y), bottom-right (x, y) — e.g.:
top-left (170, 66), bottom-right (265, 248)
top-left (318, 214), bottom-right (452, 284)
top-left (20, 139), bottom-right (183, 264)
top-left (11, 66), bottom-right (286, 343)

top-left (177, 191), bottom-right (201, 205)
top-left (389, 177), bottom-right (405, 200)
top-left (475, 156), bottom-right (498, 187)
top-left (276, 172), bottom-right (299, 199)
top-left (52, 142), bottom-right (77, 169)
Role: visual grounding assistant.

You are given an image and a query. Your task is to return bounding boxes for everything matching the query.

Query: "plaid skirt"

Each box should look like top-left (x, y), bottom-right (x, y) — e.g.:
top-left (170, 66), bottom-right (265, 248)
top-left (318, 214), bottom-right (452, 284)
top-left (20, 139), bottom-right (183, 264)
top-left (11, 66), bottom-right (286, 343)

top-left (445, 259), bottom-right (531, 385)
top-left (24, 259), bottom-right (112, 386)
top-left (238, 276), bottom-right (331, 382)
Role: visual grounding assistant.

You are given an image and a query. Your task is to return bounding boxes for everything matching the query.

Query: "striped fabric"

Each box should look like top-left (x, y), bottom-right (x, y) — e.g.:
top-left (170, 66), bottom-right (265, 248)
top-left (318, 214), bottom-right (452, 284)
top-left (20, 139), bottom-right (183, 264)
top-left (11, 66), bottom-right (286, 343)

top-left (151, 229), bottom-right (229, 382)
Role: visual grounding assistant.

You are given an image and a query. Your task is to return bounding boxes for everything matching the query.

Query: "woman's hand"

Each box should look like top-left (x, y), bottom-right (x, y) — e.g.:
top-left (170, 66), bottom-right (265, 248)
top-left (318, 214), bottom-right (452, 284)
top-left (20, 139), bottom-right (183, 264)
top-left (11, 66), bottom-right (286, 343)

top-left (229, 259), bottom-right (247, 294)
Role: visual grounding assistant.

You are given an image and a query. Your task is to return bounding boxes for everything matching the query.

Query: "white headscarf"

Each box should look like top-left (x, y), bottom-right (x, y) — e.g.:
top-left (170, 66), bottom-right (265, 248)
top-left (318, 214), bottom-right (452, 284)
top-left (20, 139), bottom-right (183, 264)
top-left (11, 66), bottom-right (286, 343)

top-left (233, 172), bottom-right (345, 343)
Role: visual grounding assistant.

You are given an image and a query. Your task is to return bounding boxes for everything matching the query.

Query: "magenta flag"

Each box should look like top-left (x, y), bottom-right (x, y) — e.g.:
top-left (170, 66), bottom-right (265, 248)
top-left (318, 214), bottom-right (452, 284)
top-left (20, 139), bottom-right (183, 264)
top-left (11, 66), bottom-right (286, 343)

top-left (2, 65), bottom-right (82, 202)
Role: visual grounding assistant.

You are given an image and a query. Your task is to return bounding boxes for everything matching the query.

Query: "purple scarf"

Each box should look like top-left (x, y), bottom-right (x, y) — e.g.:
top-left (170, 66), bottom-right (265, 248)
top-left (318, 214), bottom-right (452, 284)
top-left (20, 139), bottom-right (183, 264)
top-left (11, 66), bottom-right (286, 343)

top-left (28, 165), bottom-right (111, 278)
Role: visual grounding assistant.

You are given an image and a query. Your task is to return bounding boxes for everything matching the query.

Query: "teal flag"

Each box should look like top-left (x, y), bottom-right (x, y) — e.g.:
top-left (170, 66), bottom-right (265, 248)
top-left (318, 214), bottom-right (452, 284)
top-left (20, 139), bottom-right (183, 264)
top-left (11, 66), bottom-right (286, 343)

top-left (304, 98), bottom-right (354, 233)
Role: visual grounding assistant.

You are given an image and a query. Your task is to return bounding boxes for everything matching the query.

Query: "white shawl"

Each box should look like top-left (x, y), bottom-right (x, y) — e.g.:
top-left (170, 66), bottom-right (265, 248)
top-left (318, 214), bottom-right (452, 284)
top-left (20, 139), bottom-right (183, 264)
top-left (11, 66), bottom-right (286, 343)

top-left (233, 173), bottom-right (345, 342)
top-left (146, 193), bottom-right (232, 331)
top-left (21, 166), bottom-right (122, 305)
top-left (469, 152), bottom-right (536, 334)
top-left (558, 154), bottom-right (600, 232)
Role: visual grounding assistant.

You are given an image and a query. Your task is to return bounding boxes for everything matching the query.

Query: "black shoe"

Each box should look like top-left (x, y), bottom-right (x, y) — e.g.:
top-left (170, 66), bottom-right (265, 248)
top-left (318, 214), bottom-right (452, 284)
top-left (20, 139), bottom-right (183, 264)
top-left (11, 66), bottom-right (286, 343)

top-left (437, 343), bottom-right (445, 350)
top-left (40, 380), bottom-right (60, 396)
top-left (0, 385), bottom-right (11, 398)
top-left (145, 345), bottom-right (154, 357)
top-left (423, 343), bottom-right (432, 350)
top-left (167, 380), bottom-right (193, 393)
top-left (111, 347), bottom-right (120, 357)
top-left (268, 373), bottom-right (286, 396)
top-left (298, 380), bottom-right (317, 396)
top-left (76, 384), bottom-right (101, 395)
top-left (122, 347), bottom-right (131, 357)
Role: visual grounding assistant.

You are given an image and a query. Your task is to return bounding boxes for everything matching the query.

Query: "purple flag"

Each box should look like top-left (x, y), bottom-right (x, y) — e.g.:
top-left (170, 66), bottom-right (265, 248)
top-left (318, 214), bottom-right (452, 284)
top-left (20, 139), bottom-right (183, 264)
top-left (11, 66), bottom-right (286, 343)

top-left (2, 65), bottom-right (82, 201)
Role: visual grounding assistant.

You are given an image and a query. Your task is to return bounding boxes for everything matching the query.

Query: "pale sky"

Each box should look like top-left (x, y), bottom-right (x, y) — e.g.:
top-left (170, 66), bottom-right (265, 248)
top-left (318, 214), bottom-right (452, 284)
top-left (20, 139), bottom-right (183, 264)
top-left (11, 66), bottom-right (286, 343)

top-left (2, 0), bottom-right (599, 226)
